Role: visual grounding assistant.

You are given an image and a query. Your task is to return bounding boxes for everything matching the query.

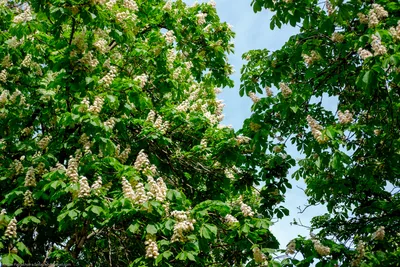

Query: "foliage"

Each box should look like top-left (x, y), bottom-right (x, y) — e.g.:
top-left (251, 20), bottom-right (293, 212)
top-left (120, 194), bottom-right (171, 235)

top-left (0, 0), bottom-right (291, 266)
top-left (242, 0), bottom-right (400, 265)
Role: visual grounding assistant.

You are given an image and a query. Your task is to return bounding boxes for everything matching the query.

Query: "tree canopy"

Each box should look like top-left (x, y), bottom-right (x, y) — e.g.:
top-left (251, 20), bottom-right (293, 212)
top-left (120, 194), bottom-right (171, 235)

top-left (0, 0), bottom-right (291, 266)
top-left (242, 0), bottom-right (400, 266)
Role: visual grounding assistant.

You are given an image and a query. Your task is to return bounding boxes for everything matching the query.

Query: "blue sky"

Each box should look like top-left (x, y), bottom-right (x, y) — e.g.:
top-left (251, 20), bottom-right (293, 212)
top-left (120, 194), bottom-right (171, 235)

top-left (184, 0), bottom-right (326, 253)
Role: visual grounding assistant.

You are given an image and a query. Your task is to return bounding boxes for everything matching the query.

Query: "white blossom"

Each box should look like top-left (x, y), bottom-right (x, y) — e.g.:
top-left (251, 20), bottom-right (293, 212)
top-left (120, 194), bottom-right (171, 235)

top-left (358, 48), bottom-right (373, 60)
top-left (25, 167), bottom-right (36, 187)
top-left (313, 240), bottom-right (330, 256)
top-left (371, 34), bottom-right (387, 56)
top-left (0, 70), bottom-right (7, 83)
top-left (13, 5), bottom-right (33, 24)
top-left (196, 12), bottom-right (207, 25)
top-left (253, 247), bottom-right (267, 264)
top-left (165, 30), bottom-right (176, 44)
top-left (145, 236), bottom-right (159, 258)
top-left (134, 149), bottom-right (150, 171)
top-left (4, 218), bottom-right (17, 239)
top-left (279, 82), bottom-right (292, 98)
top-left (224, 214), bottom-right (239, 225)
top-left (78, 176), bottom-right (91, 198)
top-left (338, 110), bottom-right (353, 124)
top-left (171, 210), bottom-right (196, 242)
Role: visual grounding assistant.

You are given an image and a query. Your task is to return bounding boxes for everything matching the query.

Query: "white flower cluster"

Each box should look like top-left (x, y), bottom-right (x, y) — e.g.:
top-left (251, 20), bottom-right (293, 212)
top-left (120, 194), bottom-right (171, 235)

top-left (36, 162), bottom-right (47, 176)
top-left (214, 99), bottom-right (225, 119)
top-left (224, 168), bottom-right (235, 180)
top-left (116, 11), bottom-right (137, 24)
top-left (23, 190), bottom-right (34, 207)
top-left (165, 30), bottom-right (176, 45)
top-left (106, 0), bottom-right (116, 10)
top-left (121, 177), bottom-right (148, 204)
top-left (372, 226), bottom-right (385, 240)
top-left (358, 48), bottom-right (373, 60)
top-left (1, 55), bottom-right (13, 68)
top-left (371, 34), bottom-right (387, 56)
top-left (265, 86), bottom-right (273, 97)
top-left (7, 36), bottom-right (24, 49)
top-left (224, 214), bottom-right (239, 225)
top-left (66, 154), bottom-right (80, 183)
top-left (248, 92), bottom-right (260, 103)
top-left (196, 12), bottom-right (207, 25)
top-left (390, 21), bottom-right (400, 41)
top-left (154, 115), bottom-right (170, 134)
top-left (4, 218), bottom-right (17, 239)
top-left (37, 135), bottom-right (52, 150)
top-left (237, 196), bottom-right (254, 217)
top-left (166, 49), bottom-right (176, 68)
top-left (368, 4), bottom-right (388, 28)
top-left (0, 209), bottom-right (5, 215)
top-left (312, 240), bottom-right (330, 256)
top-left (171, 210), bottom-right (196, 242)
top-left (172, 66), bottom-right (182, 80)
top-left (21, 54), bottom-right (32, 68)
top-left (286, 240), bottom-right (296, 254)
top-left (214, 87), bottom-right (222, 94)
top-left (279, 82), bottom-right (292, 98)
top-left (50, 162), bottom-right (66, 172)
top-left (13, 5), bottom-right (33, 23)
top-left (12, 159), bottom-right (24, 175)
top-left (84, 96), bottom-right (104, 114)
top-left (134, 74), bottom-right (148, 88)
top-left (307, 115), bottom-right (328, 144)
top-left (134, 150), bottom-right (151, 171)
top-left (208, 0), bottom-right (216, 8)
top-left (184, 61), bottom-right (193, 70)
top-left (99, 66), bottom-right (117, 87)
top-left (147, 176), bottom-right (167, 202)
top-left (351, 241), bottom-right (366, 266)
top-left (91, 176), bottom-right (102, 195)
top-left (177, 100), bottom-right (190, 112)
top-left (9, 89), bottom-right (26, 105)
top-left (104, 117), bottom-right (117, 129)
top-left (0, 70), bottom-right (7, 83)
top-left (80, 51), bottom-right (99, 68)
top-left (25, 167), bottom-right (36, 187)
top-left (240, 202), bottom-right (254, 217)
top-left (236, 135), bottom-right (251, 145)
top-left (338, 110), bottom-right (353, 124)
top-left (145, 236), bottom-right (159, 258)
top-left (331, 32), bottom-right (344, 43)
top-left (302, 51), bottom-right (320, 65)
top-left (78, 176), bottom-right (91, 198)
top-left (146, 110), bottom-right (156, 122)
top-left (325, 0), bottom-right (334, 15)
top-left (163, 0), bottom-right (172, 11)
top-left (253, 247), bottom-right (267, 264)
top-left (123, 0), bottom-right (138, 11)
top-left (93, 39), bottom-right (109, 54)
top-left (116, 145), bottom-right (131, 163)
top-left (0, 90), bottom-right (8, 105)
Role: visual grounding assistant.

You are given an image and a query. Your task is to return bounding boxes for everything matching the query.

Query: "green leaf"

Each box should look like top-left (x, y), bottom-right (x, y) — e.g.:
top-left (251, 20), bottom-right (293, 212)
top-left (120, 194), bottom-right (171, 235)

top-left (200, 225), bottom-right (211, 239)
top-left (187, 252), bottom-right (196, 261)
top-left (16, 242), bottom-right (32, 256)
top-left (128, 223), bottom-right (140, 234)
top-left (146, 224), bottom-right (157, 235)
top-left (12, 254), bottom-right (24, 264)
top-left (1, 254), bottom-right (14, 265)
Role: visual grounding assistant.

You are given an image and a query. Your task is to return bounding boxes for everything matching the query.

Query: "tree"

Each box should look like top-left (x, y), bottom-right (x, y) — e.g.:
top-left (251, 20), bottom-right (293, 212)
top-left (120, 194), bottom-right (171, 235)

top-left (0, 0), bottom-right (293, 266)
top-left (241, 0), bottom-right (400, 265)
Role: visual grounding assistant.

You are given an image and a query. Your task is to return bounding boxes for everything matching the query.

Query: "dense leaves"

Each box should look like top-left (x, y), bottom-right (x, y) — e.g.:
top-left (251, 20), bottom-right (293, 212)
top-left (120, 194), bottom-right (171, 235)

top-left (0, 0), bottom-right (290, 266)
top-left (244, 0), bottom-right (400, 265)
